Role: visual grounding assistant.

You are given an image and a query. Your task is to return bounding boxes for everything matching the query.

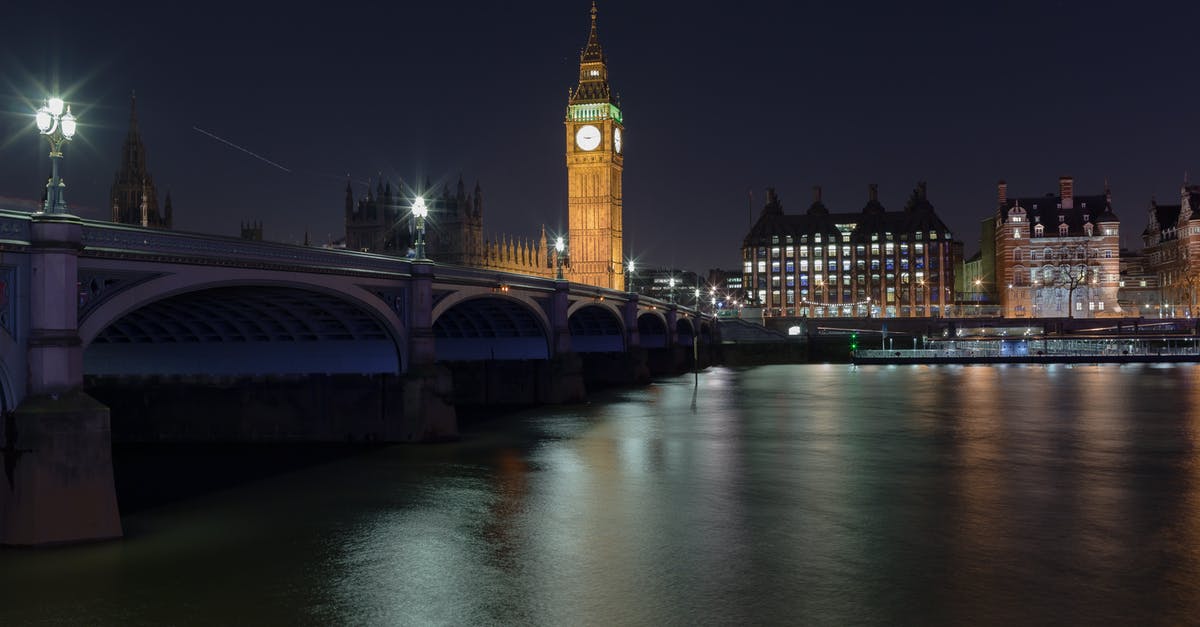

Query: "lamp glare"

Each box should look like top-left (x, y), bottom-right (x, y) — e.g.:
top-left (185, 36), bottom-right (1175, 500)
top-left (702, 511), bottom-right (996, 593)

top-left (35, 110), bottom-right (52, 132)
top-left (47, 97), bottom-right (64, 116)
top-left (61, 109), bottom-right (77, 138)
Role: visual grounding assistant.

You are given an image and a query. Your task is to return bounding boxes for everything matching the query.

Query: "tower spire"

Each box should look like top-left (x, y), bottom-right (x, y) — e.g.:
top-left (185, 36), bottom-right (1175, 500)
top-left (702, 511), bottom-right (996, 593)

top-left (570, 1), bottom-right (611, 104)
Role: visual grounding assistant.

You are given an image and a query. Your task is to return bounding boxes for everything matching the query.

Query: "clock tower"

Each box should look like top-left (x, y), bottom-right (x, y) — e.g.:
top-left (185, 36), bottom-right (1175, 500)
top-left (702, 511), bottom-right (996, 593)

top-left (566, 2), bottom-right (624, 290)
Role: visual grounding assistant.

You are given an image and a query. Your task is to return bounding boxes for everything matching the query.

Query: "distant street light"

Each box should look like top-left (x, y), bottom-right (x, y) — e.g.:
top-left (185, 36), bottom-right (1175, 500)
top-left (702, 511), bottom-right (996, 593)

top-left (412, 196), bottom-right (429, 259)
top-left (555, 235), bottom-right (566, 280)
top-left (35, 96), bottom-right (77, 214)
top-left (669, 276), bottom-right (677, 304)
top-left (626, 258), bottom-right (635, 292)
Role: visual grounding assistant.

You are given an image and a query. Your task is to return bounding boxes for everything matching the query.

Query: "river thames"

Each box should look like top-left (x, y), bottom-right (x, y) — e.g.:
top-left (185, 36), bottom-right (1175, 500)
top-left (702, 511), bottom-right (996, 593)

top-left (4, 363), bottom-right (1200, 625)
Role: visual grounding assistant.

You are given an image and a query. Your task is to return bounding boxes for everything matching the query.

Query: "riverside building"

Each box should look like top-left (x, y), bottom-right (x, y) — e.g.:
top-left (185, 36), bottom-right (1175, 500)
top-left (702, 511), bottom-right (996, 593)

top-left (992, 177), bottom-right (1121, 318)
top-left (742, 184), bottom-right (959, 318)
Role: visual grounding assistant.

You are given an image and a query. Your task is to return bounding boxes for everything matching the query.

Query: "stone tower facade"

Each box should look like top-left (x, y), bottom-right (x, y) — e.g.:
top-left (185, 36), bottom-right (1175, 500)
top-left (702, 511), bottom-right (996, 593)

top-left (566, 2), bottom-right (624, 290)
top-left (110, 93), bottom-right (172, 229)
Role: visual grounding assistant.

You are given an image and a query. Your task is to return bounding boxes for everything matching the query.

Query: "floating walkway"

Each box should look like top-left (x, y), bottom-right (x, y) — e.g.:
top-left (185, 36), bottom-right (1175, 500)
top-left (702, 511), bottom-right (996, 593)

top-left (852, 335), bottom-right (1200, 365)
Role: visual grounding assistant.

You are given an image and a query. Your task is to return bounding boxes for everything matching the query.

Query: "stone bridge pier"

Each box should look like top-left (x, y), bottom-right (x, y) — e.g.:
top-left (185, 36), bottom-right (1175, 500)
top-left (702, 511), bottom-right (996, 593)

top-left (2, 215), bottom-right (122, 546)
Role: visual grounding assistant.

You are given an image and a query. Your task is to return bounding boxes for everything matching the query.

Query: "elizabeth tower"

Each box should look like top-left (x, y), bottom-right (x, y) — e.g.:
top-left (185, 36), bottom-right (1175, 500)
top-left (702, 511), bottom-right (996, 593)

top-left (566, 2), bottom-right (624, 290)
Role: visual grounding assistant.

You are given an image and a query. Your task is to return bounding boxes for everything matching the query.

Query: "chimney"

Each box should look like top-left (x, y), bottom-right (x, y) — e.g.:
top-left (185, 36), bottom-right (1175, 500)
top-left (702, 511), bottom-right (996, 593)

top-left (997, 180), bottom-right (1007, 205)
top-left (1059, 175), bottom-right (1074, 209)
top-left (868, 183), bottom-right (878, 202)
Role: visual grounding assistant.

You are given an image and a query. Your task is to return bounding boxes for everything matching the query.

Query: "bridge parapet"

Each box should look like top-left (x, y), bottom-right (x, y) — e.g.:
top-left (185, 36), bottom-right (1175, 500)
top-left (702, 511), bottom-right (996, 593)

top-left (79, 220), bottom-right (409, 275)
top-left (0, 210), bottom-right (31, 246)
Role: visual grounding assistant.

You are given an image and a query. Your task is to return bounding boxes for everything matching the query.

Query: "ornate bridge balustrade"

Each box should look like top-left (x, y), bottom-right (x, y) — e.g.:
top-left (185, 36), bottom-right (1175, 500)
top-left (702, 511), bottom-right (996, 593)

top-left (0, 210), bottom-right (715, 546)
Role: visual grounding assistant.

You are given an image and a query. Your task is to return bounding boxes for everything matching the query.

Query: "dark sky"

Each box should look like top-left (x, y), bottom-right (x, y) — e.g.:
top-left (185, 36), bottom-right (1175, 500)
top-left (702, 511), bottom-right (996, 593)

top-left (1, 1), bottom-right (1196, 272)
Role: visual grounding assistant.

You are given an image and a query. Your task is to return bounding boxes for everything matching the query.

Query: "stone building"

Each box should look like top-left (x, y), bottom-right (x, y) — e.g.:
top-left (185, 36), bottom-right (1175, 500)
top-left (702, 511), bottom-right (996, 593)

top-left (1141, 184), bottom-right (1200, 317)
top-left (992, 176), bottom-right (1121, 318)
top-left (742, 183), bottom-right (959, 318)
top-left (342, 176), bottom-right (557, 277)
top-left (110, 94), bottom-right (172, 228)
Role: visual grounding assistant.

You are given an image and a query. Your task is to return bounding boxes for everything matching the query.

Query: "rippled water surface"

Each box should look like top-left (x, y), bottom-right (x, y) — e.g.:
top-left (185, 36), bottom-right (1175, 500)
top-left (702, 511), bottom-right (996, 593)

top-left (5, 363), bottom-right (1200, 625)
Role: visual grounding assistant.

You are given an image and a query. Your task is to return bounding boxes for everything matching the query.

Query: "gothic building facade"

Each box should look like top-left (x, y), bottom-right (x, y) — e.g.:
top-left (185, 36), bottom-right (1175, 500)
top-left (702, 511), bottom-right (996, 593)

top-left (110, 94), bottom-right (172, 228)
top-left (742, 184), bottom-right (959, 318)
top-left (342, 176), bottom-right (557, 277)
top-left (1142, 183), bottom-right (1200, 317)
top-left (993, 176), bottom-right (1121, 318)
top-left (565, 2), bottom-right (625, 290)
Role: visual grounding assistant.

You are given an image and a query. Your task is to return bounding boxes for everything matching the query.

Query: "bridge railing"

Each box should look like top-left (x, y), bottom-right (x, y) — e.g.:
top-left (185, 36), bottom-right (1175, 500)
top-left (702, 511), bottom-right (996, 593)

top-left (78, 219), bottom-right (410, 275)
top-left (0, 210), bottom-right (31, 244)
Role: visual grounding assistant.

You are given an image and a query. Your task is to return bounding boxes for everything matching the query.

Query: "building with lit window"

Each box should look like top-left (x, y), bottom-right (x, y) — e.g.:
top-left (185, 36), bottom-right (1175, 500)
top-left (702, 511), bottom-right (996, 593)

top-left (741, 184), bottom-right (959, 318)
top-left (629, 267), bottom-right (700, 305)
top-left (1142, 184), bottom-right (1200, 317)
top-left (1117, 248), bottom-right (1159, 316)
top-left (993, 177), bottom-right (1121, 318)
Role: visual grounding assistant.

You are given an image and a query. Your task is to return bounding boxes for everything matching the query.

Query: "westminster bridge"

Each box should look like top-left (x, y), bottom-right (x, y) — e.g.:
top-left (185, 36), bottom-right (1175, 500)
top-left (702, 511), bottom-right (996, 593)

top-left (0, 210), bottom-right (715, 546)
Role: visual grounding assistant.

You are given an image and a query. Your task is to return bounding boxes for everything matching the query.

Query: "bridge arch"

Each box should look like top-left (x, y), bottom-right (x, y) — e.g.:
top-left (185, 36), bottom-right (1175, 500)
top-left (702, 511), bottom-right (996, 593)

top-left (638, 310), bottom-right (669, 348)
top-left (567, 302), bottom-right (626, 353)
top-left (676, 317), bottom-right (696, 347)
top-left (78, 268), bottom-right (408, 375)
top-left (432, 294), bottom-right (551, 361)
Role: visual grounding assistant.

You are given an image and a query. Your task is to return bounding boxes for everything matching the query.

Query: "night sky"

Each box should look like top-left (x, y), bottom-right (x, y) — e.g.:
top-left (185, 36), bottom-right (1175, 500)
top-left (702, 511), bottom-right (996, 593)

top-left (1, 1), bottom-right (1197, 273)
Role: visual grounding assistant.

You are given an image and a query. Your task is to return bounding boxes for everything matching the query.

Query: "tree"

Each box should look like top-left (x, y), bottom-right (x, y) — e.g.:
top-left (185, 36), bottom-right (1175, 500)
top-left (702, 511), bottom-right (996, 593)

top-left (1047, 242), bottom-right (1099, 318)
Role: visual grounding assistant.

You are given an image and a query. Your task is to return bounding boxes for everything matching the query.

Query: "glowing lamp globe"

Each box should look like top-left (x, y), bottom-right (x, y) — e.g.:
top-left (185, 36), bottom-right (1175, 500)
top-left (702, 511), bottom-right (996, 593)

top-left (412, 197), bottom-right (428, 219)
top-left (35, 110), bottom-right (52, 132)
top-left (61, 109), bottom-right (77, 138)
top-left (555, 236), bottom-right (565, 253)
top-left (47, 97), bottom-right (64, 116)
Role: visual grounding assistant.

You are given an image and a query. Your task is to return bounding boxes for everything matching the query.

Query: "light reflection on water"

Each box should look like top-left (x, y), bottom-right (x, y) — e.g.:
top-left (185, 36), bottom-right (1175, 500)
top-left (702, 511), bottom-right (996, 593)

top-left (4, 364), bottom-right (1200, 625)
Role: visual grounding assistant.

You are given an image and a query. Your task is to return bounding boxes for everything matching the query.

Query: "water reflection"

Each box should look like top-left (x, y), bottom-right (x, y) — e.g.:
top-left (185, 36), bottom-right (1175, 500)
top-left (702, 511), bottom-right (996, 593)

top-left (4, 364), bottom-right (1200, 624)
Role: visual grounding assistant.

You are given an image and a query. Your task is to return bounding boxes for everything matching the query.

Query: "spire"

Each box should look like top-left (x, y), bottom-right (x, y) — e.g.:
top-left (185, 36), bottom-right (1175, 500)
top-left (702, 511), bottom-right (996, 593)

top-left (129, 90), bottom-right (138, 132)
top-left (570, 1), bottom-right (612, 104)
top-left (583, 1), bottom-right (603, 63)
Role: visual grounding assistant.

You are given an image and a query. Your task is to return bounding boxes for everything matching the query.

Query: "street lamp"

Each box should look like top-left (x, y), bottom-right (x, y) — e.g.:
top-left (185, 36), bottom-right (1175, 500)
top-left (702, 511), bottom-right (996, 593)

top-left (411, 196), bottom-right (429, 259)
top-left (974, 278), bottom-right (982, 316)
top-left (669, 276), bottom-right (677, 304)
top-left (626, 258), bottom-right (636, 292)
top-left (35, 96), bottom-right (77, 214)
top-left (555, 235), bottom-right (566, 280)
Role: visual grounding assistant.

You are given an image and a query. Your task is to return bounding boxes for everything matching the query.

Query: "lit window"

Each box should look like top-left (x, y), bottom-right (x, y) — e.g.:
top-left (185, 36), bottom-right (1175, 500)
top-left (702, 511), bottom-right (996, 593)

top-left (590, 69), bottom-right (600, 77)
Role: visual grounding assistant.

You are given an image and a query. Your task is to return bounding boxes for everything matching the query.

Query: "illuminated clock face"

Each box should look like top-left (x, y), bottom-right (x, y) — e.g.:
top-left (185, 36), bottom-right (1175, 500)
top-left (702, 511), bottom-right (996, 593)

top-left (614, 128), bottom-right (622, 153)
top-left (575, 125), bottom-right (601, 151)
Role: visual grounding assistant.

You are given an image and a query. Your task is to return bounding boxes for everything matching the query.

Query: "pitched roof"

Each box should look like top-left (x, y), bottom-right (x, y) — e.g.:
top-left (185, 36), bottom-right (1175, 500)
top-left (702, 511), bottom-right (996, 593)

top-left (743, 185), bottom-right (954, 247)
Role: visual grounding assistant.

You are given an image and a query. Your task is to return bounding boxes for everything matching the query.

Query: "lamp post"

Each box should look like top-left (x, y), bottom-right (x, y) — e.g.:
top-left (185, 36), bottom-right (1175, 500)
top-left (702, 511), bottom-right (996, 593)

top-left (411, 196), bottom-right (429, 259)
top-left (35, 97), bottom-right (78, 214)
top-left (669, 276), bottom-right (677, 304)
top-left (555, 236), bottom-right (566, 280)
top-left (974, 278), bottom-right (982, 317)
top-left (918, 279), bottom-right (926, 318)
top-left (626, 259), bottom-right (636, 292)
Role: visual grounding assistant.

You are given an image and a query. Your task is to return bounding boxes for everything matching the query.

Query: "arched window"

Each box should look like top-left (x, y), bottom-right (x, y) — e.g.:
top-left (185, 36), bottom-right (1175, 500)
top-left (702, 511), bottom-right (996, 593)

top-left (1013, 265), bottom-right (1027, 286)
top-left (1034, 224), bottom-right (1045, 237)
